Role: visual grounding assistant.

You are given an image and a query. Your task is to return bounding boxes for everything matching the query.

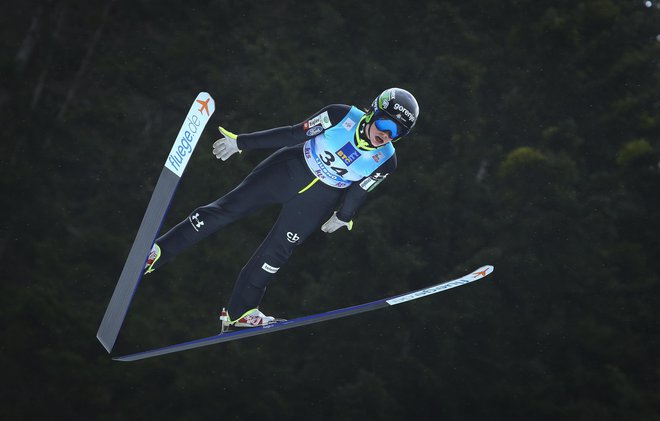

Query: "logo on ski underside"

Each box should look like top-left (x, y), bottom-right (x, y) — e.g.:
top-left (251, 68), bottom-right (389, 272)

top-left (168, 115), bottom-right (202, 173)
top-left (196, 98), bottom-right (211, 116)
top-left (472, 268), bottom-right (489, 278)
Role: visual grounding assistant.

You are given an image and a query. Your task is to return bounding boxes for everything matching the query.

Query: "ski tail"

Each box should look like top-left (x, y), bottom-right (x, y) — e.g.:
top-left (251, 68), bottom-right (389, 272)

top-left (97, 92), bottom-right (216, 353)
top-left (97, 167), bottom-right (179, 352)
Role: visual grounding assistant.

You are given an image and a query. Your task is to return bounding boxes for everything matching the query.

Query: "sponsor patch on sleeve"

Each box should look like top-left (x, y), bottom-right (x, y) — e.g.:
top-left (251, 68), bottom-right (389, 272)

top-left (305, 111), bottom-right (332, 131)
top-left (306, 126), bottom-right (323, 137)
top-left (359, 172), bottom-right (388, 191)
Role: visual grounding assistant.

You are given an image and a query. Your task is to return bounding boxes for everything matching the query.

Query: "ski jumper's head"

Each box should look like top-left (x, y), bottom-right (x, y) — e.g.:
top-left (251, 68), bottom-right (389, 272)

top-left (358, 88), bottom-right (419, 150)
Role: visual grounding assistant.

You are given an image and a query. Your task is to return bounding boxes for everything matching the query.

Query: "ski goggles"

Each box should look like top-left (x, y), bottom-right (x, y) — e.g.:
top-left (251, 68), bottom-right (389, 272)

top-left (373, 115), bottom-right (409, 140)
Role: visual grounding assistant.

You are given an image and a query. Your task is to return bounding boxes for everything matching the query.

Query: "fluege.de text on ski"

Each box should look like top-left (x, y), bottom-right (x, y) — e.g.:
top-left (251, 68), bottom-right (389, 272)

top-left (168, 115), bottom-right (201, 174)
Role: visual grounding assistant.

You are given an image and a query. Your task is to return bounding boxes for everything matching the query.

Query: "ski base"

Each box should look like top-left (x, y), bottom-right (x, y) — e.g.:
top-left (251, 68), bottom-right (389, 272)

top-left (97, 92), bottom-right (215, 353)
top-left (113, 265), bottom-right (493, 362)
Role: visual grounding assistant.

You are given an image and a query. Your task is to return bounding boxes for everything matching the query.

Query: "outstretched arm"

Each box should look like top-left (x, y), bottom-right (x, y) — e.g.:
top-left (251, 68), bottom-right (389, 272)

top-left (236, 104), bottom-right (351, 150)
top-left (323, 154), bottom-right (397, 232)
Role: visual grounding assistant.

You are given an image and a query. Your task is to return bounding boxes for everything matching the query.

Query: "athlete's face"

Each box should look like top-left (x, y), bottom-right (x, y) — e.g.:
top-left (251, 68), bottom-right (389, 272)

top-left (366, 122), bottom-right (394, 147)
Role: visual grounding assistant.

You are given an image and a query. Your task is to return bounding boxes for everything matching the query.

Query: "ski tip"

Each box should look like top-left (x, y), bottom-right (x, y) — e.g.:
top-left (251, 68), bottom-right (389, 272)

top-left (195, 92), bottom-right (215, 113)
top-left (467, 265), bottom-right (494, 280)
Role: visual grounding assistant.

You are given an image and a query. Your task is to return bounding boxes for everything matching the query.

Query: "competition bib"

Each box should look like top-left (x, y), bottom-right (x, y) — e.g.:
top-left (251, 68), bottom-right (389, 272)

top-left (303, 107), bottom-right (394, 188)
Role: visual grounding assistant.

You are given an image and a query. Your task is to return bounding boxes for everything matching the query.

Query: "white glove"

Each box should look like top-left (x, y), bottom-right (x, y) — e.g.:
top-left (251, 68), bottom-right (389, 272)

top-left (213, 126), bottom-right (242, 161)
top-left (321, 211), bottom-right (353, 233)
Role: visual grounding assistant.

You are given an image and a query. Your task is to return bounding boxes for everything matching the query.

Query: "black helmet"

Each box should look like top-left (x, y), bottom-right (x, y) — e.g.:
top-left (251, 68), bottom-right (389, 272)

top-left (367, 87), bottom-right (419, 140)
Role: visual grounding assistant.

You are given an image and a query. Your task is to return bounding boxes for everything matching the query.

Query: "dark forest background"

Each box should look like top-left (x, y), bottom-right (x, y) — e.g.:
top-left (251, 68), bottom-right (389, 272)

top-left (2, 0), bottom-right (659, 419)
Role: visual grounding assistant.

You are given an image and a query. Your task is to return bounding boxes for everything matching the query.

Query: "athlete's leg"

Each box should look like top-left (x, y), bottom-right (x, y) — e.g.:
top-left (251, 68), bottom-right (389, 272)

top-left (152, 147), bottom-right (301, 270)
top-left (226, 183), bottom-right (342, 319)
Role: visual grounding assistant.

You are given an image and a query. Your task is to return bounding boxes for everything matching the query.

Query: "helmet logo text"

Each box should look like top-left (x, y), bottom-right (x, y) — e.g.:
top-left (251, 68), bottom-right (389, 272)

top-left (393, 103), bottom-right (415, 122)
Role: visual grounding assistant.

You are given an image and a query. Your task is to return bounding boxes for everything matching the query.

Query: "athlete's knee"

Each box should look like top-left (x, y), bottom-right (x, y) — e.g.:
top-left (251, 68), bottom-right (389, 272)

top-left (186, 202), bottom-right (236, 233)
top-left (238, 229), bottom-right (307, 287)
top-left (187, 209), bottom-right (207, 232)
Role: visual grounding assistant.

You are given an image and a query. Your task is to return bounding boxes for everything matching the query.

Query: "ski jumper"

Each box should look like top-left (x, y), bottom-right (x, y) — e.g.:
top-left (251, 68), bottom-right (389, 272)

top-left (151, 104), bottom-right (397, 319)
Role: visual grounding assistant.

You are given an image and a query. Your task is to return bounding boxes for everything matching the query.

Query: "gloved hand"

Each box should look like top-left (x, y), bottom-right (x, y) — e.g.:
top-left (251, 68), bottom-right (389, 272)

top-left (213, 126), bottom-right (242, 161)
top-left (321, 211), bottom-right (354, 233)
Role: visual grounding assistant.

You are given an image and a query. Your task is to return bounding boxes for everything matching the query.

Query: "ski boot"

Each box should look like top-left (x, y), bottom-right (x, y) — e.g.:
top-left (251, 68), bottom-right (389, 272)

top-left (144, 244), bottom-right (161, 274)
top-left (219, 308), bottom-right (284, 333)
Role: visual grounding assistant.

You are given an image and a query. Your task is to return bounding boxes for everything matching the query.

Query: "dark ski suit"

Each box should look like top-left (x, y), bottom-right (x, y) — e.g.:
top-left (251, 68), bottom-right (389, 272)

top-left (152, 104), bottom-right (397, 319)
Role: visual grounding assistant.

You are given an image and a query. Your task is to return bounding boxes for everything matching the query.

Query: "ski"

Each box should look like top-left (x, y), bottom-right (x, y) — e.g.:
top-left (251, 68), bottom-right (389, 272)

top-left (113, 265), bottom-right (494, 361)
top-left (97, 92), bottom-right (216, 353)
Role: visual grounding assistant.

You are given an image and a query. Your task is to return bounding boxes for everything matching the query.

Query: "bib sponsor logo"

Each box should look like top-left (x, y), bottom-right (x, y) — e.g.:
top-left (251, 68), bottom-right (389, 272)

top-left (342, 118), bottom-right (355, 131)
top-left (336, 142), bottom-right (361, 166)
